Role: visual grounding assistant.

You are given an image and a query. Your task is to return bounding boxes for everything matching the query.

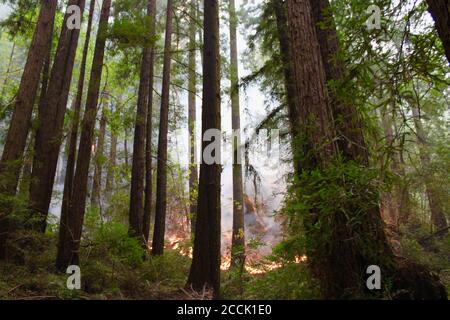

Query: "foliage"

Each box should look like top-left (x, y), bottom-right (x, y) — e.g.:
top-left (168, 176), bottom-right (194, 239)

top-left (0, 214), bottom-right (192, 299)
top-left (237, 263), bottom-right (319, 300)
top-left (283, 160), bottom-right (383, 254)
top-left (82, 221), bottom-right (145, 268)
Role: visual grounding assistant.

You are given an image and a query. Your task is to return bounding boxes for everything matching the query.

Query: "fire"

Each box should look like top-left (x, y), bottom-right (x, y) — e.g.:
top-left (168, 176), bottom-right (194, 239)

top-left (220, 256), bottom-right (231, 271)
top-left (165, 235), bottom-right (307, 275)
top-left (245, 261), bottom-right (283, 275)
top-left (295, 255), bottom-right (307, 263)
top-left (219, 255), bottom-right (284, 275)
top-left (166, 235), bottom-right (193, 258)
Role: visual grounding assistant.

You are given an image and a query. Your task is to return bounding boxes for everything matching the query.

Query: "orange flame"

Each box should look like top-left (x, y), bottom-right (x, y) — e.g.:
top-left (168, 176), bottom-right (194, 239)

top-left (165, 235), bottom-right (307, 275)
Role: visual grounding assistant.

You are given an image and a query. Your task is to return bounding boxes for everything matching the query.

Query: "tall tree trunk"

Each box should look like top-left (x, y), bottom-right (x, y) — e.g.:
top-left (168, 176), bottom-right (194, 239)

top-left (129, 0), bottom-right (156, 240)
top-left (19, 39), bottom-right (53, 198)
top-left (197, 0), bottom-right (204, 66)
top-left (37, 28), bottom-right (53, 120)
top-left (91, 99), bottom-right (107, 210)
top-left (286, 0), bottom-right (337, 169)
top-left (152, 0), bottom-right (174, 255)
top-left (426, 0), bottom-right (450, 64)
top-left (28, 0), bottom-right (87, 232)
top-left (187, 0), bottom-right (221, 296)
top-left (143, 0), bottom-right (157, 244)
top-left (0, 0), bottom-right (56, 259)
top-left (309, 0), bottom-right (368, 166)
top-left (56, 0), bottom-right (111, 270)
top-left (273, 0), bottom-right (301, 173)
top-left (285, 0), bottom-right (392, 299)
top-left (188, 0), bottom-right (199, 237)
top-left (60, 0), bottom-right (96, 246)
top-left (315, 0), bottom-right (414, 231)
top-left (228, 0), bottom-right (245, 269)
top-left (286, 0), bottom-right (446, 299)
top-left (411, 105), bottom-right (448, 233)
top-left (311, 0), bottom-right (409, 228)
top-left (0, 0), bottom-right (57, 195)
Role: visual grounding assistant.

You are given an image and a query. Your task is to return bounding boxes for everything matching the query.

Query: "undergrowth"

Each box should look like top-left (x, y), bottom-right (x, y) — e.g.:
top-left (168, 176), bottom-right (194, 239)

top-left (0, 220), bottom-right (191, 300)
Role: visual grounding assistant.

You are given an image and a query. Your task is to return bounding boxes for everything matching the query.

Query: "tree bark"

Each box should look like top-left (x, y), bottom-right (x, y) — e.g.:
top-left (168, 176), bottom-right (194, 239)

top-left (143, 0), bottom-right (157, 244)
top-left (285, 0), bottom-right (393, 299)
top-left (228, 0), bottom-right (245, 269)
top-left (152, 0), bottom-right (174, 255)
top-left (28, 0), bottom-right (87, 232)
top-left (0, 0), bottom-right (57, 259)
top-left (273, 0), bottom-right (301, 174)
top-left (129, 0), bottom-right (156, 240)
top-left (56, 0), bottom-right (111, 270)
top-left (426, 0), bottom-right (450, 64)
top-left (311, 0), bottom-right (409, 230)
top-left (286, 0), bottom-right (337, 169)
top-left (18, 41), bottom-right (53, 198)
top-left (91, 99), bottom-right (107, 210)
top-left (59, 0), bottom-right (96, 246)
top-left (309, 0), bottom-right (368, 166)
top-left (188, 0), bottom-right (199, 237)
top-left (187, 0), bottom-right (221, 296)
top-left (0, 0), bottom-right (57, 195)
top-left (285, 0), bottom-right (446, 299)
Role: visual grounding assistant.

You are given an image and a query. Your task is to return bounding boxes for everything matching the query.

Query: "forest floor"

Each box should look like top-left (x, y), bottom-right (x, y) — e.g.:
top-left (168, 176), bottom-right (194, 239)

top-left (0, 224), bottom-right (449, 300)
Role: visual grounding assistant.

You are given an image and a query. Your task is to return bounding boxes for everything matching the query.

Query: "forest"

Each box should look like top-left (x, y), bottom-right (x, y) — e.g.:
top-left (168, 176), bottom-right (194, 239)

top-left (0, 0), bottom-right (448, 301)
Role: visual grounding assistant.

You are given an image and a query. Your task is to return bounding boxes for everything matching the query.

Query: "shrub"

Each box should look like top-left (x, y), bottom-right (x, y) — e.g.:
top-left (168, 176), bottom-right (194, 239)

top-left (82, 221), bottom-right (145, 268)
top-left (141, 250), bottom-right (191, 288)
top-left (242, 263), bottom-right (319, 300)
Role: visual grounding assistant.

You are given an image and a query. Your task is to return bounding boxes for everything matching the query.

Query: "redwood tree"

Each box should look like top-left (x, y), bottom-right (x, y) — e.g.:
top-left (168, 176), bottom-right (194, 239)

top-left (285, 0), bottom-right (446, 299)
top-left (228, 0), bottom-right (245, 268)
top-left (0, 0), bottom-right (57, 195)
top-left (152, 0), bottom-right (174, 255)
top-left (29, 0), bottom-right (87, 232)
top-left (187, 0), bottom-right (221, 296)
top-left (56, 0), bottom-right (112, 270)
top-left (60, 0), bottom-right (96, 244)
top-left (143, 0), bottom-right (157, 244)
top-left (0, 0), bottom-right (57, 258)
top-left (309, 0), bottom-right (368, 165)
top-left (129, 0), bottom-right (157, 240)
top-left (188, 0), bottom-right (199, 237)
top-left (286, 0), bottom-right (389, 298)
top-left (273, 0), bottom-right (301, 173)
